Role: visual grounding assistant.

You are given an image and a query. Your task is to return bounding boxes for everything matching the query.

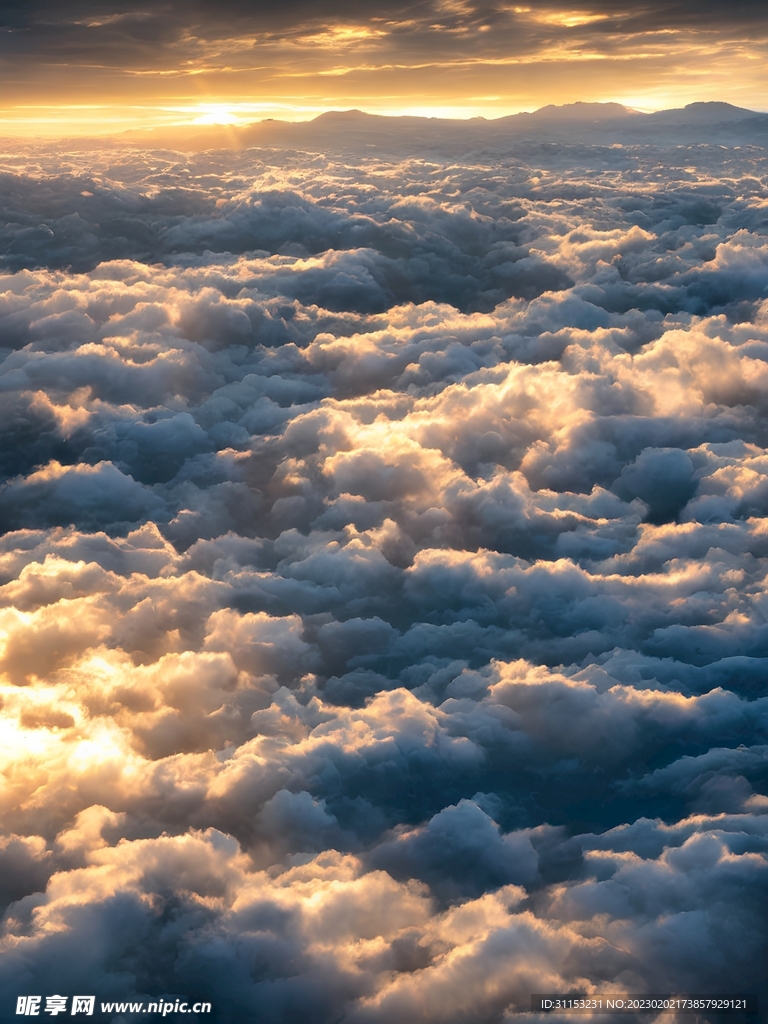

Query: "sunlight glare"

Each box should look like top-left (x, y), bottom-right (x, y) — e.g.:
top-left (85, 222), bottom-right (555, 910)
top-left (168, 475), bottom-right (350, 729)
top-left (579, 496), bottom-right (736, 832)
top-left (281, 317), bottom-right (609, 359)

top-left (192, 104), bottom-right (240, 125)
top-left (528, 10), bottom-right (610, 27)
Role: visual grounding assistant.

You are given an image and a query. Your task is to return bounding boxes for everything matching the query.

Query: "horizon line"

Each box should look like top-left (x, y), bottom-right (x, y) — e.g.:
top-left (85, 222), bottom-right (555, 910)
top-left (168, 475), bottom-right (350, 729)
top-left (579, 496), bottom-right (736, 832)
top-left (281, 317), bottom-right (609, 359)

top-left (1, 97), bottom-right (767, 140)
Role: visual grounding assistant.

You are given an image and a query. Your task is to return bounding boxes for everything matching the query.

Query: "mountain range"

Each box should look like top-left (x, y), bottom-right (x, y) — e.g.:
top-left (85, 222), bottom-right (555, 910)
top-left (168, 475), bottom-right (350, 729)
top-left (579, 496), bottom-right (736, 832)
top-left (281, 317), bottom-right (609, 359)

top-left (118, 101), bottom-right (768, 154)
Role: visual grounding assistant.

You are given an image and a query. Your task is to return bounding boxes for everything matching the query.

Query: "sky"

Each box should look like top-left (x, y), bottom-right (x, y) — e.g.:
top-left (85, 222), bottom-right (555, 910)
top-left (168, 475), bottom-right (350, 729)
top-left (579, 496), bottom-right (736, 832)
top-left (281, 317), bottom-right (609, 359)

top-left (2, 4), bottom-right (768, 1024)
top-left (0, 0), bottom-right (768, 134)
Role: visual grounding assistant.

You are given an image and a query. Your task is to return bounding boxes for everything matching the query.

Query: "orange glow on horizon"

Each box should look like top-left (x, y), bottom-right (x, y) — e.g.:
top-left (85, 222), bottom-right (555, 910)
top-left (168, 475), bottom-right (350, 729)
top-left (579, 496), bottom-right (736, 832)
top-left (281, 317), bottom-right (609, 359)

top-left (0, 87), bottom-right (767, 140)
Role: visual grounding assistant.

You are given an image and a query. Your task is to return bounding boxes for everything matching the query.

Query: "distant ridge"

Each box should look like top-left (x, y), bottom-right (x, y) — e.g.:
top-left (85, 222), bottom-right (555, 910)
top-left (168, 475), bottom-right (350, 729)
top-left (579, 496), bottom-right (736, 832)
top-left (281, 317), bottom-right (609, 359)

top-left (501, 101), bottom-right (641, 122)
top-left (646, 101), bottom-right (758, 124)
top-left (98, 100), bottom-right (768, 154)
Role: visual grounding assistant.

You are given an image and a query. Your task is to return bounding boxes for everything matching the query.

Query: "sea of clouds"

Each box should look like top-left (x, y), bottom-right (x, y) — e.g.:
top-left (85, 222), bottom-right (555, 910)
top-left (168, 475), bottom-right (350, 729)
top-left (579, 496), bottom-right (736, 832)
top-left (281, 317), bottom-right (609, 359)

top-left (0, 135), bottom-right (767, 1022)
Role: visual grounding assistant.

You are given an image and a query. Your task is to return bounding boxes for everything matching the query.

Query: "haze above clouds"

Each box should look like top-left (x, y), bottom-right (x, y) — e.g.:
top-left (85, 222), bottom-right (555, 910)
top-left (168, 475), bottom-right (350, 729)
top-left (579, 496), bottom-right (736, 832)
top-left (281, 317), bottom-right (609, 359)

top-left (1, 107), bottom-right (768, 1021)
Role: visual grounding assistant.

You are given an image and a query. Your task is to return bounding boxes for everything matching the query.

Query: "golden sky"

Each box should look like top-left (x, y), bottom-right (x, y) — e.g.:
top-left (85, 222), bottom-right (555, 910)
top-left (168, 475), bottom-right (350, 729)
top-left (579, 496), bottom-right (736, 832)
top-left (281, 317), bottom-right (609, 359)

top-left (0, 0), bottom-right (767, 134)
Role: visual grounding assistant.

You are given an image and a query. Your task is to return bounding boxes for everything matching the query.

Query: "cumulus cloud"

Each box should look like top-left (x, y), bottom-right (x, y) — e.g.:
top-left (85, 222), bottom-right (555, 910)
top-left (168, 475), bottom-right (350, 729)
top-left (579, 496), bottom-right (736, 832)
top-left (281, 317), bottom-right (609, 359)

top-left (0, 133), bottom-right (767, 1021)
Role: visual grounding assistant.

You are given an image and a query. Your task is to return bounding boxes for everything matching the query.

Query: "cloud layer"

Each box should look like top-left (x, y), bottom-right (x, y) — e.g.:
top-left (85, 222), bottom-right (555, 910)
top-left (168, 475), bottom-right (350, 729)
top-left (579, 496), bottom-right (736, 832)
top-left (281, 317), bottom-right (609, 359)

top-left (1, 135), bottom-right (768, 1021)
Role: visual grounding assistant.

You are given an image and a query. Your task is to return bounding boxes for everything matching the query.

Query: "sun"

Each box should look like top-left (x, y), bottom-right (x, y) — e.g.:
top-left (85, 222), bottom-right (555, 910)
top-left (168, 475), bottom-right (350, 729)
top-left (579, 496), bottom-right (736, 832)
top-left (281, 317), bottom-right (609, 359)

top-left (191, 104), bottom-right (240, 126)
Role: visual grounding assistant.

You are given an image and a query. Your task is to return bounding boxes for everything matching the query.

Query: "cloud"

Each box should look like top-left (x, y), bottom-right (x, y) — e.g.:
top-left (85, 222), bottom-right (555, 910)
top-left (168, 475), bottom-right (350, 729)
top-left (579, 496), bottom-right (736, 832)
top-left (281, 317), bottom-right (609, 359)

top-left (367, 800), bottom-right (539, 904)
top-left (0, 460), bottom-right (165, 533)
top-left (0, 134), bottom-right (768, 1020)
top-left (2, 0), bottom-right (767, 91)
top-left (4, 816), bottom-right (765, 1022)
